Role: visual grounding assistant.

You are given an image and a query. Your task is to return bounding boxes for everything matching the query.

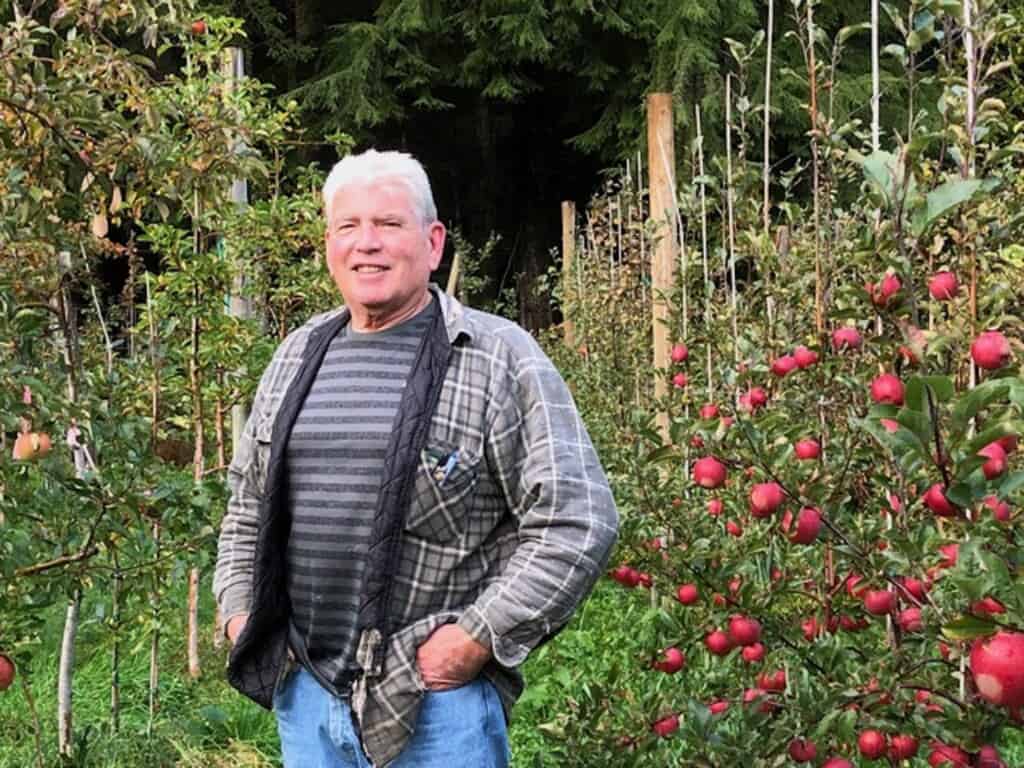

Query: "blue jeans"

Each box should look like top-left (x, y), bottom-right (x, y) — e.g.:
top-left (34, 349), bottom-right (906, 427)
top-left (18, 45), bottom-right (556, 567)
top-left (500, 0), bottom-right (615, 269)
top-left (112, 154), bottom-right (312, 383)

top-left (274, 666), bottom-right (510, 767)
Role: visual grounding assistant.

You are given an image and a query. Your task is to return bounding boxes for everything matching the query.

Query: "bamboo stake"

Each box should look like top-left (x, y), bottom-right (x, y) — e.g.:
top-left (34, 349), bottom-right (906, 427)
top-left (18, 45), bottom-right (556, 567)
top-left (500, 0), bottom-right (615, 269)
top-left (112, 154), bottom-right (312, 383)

top-left (145, 272), bottom-right (161, 735)
top-left (871, 0), bottom-right (881, 151)
top-left (57, 590), bottom-right (80, 758)
top-left (562, 201), bottom-right (577, 347)
top-left (696, 105), bottom-right (713, 402)
top-left (111, 553), bottom-right (122, 731)
top-left (807, 1), bottom-right (823, 335)
top-left (726, 75), bottom-right (739, 369)
top-left (763, 0), bottom-right (774, 235)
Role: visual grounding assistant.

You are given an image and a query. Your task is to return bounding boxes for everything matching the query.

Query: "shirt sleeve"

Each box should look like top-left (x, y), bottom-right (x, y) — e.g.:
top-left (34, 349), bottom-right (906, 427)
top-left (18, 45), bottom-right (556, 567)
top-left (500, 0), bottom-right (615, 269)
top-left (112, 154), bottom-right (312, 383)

top-left (456, 330), bottom-right (619, 667)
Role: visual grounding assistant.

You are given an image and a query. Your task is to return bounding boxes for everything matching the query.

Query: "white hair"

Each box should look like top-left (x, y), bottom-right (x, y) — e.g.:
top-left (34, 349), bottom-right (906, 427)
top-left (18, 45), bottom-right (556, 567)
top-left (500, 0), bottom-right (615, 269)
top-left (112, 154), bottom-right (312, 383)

top-left (322, 149), bottom-right (438, 225)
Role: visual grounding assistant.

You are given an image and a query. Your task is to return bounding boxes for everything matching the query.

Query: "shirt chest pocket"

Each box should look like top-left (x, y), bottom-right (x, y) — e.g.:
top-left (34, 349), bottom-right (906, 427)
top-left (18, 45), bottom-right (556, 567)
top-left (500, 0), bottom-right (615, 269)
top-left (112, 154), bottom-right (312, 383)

top-left (405, 441), bottom-right (481, 544)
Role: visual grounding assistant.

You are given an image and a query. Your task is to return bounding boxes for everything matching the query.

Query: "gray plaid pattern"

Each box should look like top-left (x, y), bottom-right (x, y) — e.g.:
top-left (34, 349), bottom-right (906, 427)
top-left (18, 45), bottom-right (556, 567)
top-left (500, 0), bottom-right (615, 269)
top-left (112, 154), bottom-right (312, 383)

top-left (214, 285), bottom-right (619, 767)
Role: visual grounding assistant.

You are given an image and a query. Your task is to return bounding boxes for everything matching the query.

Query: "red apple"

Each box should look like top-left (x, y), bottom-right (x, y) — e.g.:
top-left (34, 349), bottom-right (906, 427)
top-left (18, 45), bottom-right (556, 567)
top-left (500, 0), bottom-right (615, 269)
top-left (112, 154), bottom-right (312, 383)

top-left (794, 438), bottom-right (820, 460)
top-left (651, 713), bottom-right (679, 738)
top-left (771, 355), bottom-right (798, 377)
top-left (858, 729), bottom-right (888, 760)
top-left (728, 615), bottom-right (762, 646)
top-left (928, 743), bottom-right (970, 766)
top-left (929, 270), bottom-right (959, 300)
top-left (190, 19), bottom-right (207, 35)
top-left (845, 573), bottom-right (869, 599)
top-left (12, 431), bottom-right (52, 461)
top-left (705, 630), bottom-right (733, 656)
top-left (789, 739), bottom-right (817, 763)
top-left (670, 343), bottom-right (688, 363)
top-left (864, 589), bottom-right (896, 615)
top-left (871, 373), bottom-right (904, 405)
top-left (0, 654), bottom-right (14, 691)
top-left (983, 495), bottom-right (1012, 522)
top-left (832, 326), bottom-right (863, 351)
top-left (707, 498), bottom-right (723, 516)
top-left (898, 607), bottom-right (923, 632)
top-left (889, 735), bottom-right (919, 760)
top-left (923, 484), bottom-right (958, 517)
top-left (979, 441), bottom-right (1008, 479)
top-left (758, 669), bottom-right (787, 692)
top-left (726, 520), bottom-right (743, 537)
top-left (970, 631), bottom-right (1024, 708)
top-left (741, 642), bottom-right (765, 663)
top-left (708, 700), bottom-right (729, 714)
top-left (672, 372), bottom-right (688, 388)
top-left (868, 273), bottom-right (901, 307)
top-left (822, 759), bottom-right (854, 768)
top-left (971, 330), bottom-right (1012, 370)
top-left (749, 482), bottom-right (785, 517)
top-left (900, 576), bottom-right (929, 602)
top-left (976, 745), bottom-right (1005, 768)
top-left (938, 542), bottom-right (959, 568)
top-left (802, 616), bottom-right (820, 641)
top-left (793, 345), bottom-right (819, 368)
top-left (972, 597), bottom-right (1006, 617)
top-left (693, 457), bottom-right (727, 489)
top-left (699, 403), bottom-right (719, 419)
top-left (790, 507), bottom-right (821, 544)
top-left (676, 583), bottom-right (699, 605)
top-left (995, 434), bottom-right (1018, 453)
top-left (652, 646), bottom-right (685, 674)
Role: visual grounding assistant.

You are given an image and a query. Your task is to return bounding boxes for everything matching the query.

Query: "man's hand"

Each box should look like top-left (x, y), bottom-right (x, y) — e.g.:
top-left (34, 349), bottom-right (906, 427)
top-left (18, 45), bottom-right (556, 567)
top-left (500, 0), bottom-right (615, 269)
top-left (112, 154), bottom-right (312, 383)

top-left (416, 623), bottom-right (491, 691)
top-left (226, 613), bottom-right (249, 646)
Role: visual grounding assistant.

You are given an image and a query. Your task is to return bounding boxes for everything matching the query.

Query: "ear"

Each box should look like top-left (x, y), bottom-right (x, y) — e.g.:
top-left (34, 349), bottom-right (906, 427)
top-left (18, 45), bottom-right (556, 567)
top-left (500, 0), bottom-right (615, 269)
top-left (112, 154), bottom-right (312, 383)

top-left (426, 221), bottom-right (446, 271)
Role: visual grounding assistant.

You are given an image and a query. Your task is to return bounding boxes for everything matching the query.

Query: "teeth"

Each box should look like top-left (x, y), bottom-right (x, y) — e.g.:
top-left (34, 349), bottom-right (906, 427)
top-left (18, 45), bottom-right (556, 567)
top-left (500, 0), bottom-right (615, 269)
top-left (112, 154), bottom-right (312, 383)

top-left (354, 266), bottom-right (387, 273)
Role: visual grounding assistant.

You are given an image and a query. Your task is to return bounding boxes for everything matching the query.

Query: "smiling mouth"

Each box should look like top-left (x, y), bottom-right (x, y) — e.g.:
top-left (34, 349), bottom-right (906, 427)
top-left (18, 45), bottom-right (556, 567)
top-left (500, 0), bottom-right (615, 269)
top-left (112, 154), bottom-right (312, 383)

top-left (353, 265), bottom-right (389, 273)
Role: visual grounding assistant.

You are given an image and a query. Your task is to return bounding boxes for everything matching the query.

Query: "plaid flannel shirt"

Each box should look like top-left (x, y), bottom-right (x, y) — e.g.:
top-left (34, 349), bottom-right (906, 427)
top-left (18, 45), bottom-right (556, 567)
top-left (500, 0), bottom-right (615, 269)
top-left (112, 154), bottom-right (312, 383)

top-left (213, 285), bottom-right (619, 767)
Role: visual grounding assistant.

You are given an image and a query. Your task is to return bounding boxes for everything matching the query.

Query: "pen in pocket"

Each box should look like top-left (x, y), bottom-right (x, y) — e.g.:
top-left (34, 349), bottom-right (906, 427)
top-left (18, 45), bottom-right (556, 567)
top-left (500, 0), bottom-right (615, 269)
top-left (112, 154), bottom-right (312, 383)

top-left (434, 450), bottom-right (459, 486)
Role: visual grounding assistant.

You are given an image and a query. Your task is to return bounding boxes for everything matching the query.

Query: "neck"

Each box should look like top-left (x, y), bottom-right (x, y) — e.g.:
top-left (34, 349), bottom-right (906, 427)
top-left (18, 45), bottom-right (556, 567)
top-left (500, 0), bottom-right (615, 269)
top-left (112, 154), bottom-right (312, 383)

top-left (349, 291), bottom-right (432, 333)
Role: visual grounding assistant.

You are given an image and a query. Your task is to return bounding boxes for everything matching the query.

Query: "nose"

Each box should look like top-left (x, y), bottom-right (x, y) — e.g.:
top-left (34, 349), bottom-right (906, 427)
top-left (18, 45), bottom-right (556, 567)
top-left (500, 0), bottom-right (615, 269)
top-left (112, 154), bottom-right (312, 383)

top-left (354, 223), bottom-right (382, 252)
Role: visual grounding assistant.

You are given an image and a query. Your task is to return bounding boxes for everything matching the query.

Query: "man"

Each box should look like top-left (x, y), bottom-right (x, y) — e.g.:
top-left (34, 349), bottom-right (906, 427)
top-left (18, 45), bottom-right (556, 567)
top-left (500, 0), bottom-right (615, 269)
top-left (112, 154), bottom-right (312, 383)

top-left (213, 149), bottom-right (618, 768)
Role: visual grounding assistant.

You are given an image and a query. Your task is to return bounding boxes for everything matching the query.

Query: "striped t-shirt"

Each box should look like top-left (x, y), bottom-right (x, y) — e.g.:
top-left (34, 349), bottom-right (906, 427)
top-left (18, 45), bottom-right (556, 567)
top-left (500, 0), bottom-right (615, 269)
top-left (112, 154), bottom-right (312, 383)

top-left (285, 301), bottom-right (432, 694)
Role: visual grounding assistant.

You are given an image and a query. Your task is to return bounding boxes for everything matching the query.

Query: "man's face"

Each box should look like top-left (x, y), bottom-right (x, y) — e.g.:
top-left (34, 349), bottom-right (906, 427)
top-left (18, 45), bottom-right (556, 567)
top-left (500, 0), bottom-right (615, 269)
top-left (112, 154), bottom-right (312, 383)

top-left (325, 180), bottom-right (445, 329)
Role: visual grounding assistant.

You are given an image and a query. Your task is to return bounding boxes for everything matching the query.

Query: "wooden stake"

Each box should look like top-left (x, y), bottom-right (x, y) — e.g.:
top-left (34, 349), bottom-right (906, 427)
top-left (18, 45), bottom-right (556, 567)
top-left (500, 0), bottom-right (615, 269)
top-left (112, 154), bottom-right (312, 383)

top-left (763, 0), bottom-right (774, 235)
top-left (807, 1), bottom-right (824, 335)
top-left (696, 105), bottom-right (713, 402)
top-left (562, 201), bottom-right (577, 347)
top-left (646, 93), bottom-right (677, 441)
top-left (726, 75), bottom-right (739, 368)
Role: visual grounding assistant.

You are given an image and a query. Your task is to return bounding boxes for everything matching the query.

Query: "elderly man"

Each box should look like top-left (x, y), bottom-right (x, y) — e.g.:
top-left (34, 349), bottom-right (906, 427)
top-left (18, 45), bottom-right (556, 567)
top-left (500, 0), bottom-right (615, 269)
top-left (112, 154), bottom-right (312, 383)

top-left (213, 149), bottom-right (618, 768)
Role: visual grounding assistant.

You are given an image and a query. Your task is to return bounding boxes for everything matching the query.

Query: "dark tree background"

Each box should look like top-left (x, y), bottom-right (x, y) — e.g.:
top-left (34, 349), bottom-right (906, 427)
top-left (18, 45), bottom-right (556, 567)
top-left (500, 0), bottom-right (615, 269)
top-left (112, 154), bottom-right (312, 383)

top-left (201, 0), bottom-right (928, 329)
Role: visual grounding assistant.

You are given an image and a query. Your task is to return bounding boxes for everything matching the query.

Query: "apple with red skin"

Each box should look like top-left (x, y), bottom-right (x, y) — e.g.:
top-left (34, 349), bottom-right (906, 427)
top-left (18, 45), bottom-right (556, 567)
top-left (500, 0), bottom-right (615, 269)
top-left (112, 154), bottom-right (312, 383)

top-left (610, 565), bottom-right (641, 588)
top-left (652, 646), bottom-right (685, 674)
top-left (845, 573), bottom-right (869, 598)
top-left (870, 373), bottom-right (904, 405)
top-left (699, 403), bottom-right (719, 419)
top-left (928, 743), bottom-right (970, 767)
top-left (995, 434), bottom-right (1018, 453)
top-left (979, 441), bottom-right (1008, 479)
top-left (788, 739), bottom-right (817, 763)
top-left (858, 730), bottom-right (888, 760)
top-left (707, 498), bottom-right (723, 516)
top-left (929, 270), bottom-right (959, 300)
top-left (671, 372), bottom-right (688, 388)
top-left (741, 687), bottom-right (777, 714)
top-left (12, 431), bottom-right (52, 461)
top-left (693, 456), bottom-right (727, 488)
top-left (651, 713), bottom-right (679, 738)
top-left (728, 615), bottom-right (762, 646)
top-left (794, 438), bottom-right (820, 460)
top-left (749, 482), bottom-right (785, 517)
top-left (741, 642), bottom-right (765, 663)
top-left (888, 735), bottom-right (919, 760)
top-left (747, 387), bottom-right (768, 407)
top-left (771, 355), bottom-right (798, 377)
top-left (802, 616), bottom-right (820, 641)
top-left (708, 700), bottom-right (729, 714)
top-left (705, 630), bottom-right (733, 656)
top-left (972, 596), bottom-right (1006, 617)
top-left (757, 669), bottom-right (786, 692)
top-left (822, 758), bottom-right (854, 768)
top-left (976, 745), bottom-right (1006, 768)
top-left (923, 484), bottom-right (958, 517)
top-left (832, 326), bottom-right (862, 351)
top-left (970, 631), bottom-right (1024, 708)
top-left (793, 345), bottom-right (819, 368)
top-left (900, 576), bottom-right (929, 602)
top-left (983, 495), bottom-right (1011, 522)
top-left (938, 542), bottom-right (959, 568)
top-left (190, 19), bottom-right (207, 35)
top-left (637, 572), bottom-right (652, 589)
top-left (0, 654), bottom-right (14, 691)
top-left (863, 589), bottom-right (896, 615)
top-left (897, 607), bottom-right (923, 632)
top-left (670, 343), bottom-right (688, 363)
top-left (867, 272), bottom-right (901, 307)
top-left (790, 507), bottom-right (821, 544)
top-left (676, 583), bottom-right (699, 605)
top-left (971, 330), bottom-right (1011, 370)
top-left (726, 520), bottom-right (743, 537)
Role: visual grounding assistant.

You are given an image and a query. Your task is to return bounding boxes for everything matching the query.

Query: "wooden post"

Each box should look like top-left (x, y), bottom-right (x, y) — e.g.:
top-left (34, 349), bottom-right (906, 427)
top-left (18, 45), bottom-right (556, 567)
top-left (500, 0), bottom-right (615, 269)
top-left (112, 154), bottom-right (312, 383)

top-left (561, 201), bottom-right (576, 347)
top-left (646, 93), bottom-right (677, 441)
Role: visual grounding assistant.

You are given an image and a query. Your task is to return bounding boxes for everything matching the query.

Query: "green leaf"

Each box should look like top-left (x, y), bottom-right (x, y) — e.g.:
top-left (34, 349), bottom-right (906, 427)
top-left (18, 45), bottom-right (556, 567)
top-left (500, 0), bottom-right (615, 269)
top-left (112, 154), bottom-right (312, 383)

top-left (861, 150), bottom-right (897, 206)
top-left (999, 471), bottom-right (1024, 497)
top-left (910, 178), bottom-right (987, 237)
top-left (941, 615), bottom-right (997, 641)
top-left (951, 380), bottom-right (1012, 433)
top-left (960, 420), bottom-right (1024, 457)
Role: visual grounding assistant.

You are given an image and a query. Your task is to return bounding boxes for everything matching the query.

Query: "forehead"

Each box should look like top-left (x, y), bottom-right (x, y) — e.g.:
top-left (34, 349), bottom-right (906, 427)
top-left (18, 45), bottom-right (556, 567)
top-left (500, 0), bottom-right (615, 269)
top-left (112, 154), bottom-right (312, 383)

top-left (328, 179), bottom-right (416, 221)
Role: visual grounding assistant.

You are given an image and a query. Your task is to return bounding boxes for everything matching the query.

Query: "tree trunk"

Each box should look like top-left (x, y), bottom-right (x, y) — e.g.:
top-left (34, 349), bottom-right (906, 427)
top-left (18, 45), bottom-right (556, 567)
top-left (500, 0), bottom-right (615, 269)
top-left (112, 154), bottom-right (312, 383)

top-left (57, 590), bottom-right (80, 758)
